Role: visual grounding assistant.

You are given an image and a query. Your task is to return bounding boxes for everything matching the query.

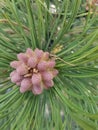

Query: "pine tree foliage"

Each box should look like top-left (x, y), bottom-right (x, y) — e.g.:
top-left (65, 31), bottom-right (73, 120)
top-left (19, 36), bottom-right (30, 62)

top-left (0, 0), bottom-right (98, 130)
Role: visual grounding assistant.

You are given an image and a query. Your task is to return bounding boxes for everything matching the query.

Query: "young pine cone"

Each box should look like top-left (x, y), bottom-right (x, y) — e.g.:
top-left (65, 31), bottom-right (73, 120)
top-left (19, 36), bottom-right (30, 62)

top-left (10, 48), bottom-right (58, 95)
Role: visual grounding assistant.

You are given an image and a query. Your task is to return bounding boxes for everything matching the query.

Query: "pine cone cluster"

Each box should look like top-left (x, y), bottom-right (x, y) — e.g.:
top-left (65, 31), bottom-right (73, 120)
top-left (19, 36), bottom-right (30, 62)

top-left (10, 48), bottom-right (58, 95)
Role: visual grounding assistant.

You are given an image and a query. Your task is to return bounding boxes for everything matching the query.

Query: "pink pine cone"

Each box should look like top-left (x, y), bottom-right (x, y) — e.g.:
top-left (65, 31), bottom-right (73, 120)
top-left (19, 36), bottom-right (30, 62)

top-left (16, 64), bottom-right (28, 75)
top-left (20, 78), bottom-right (32, 93)
top-left (37, 61), bottom-right (48, 71)
top-left (17, 53), bottom-right (28, 63)
top-left (10, 48), bottom-right (58, 95)
top-left (32, 73), bottom-right (42, 85)
top-left (11, 72), bottom-right (23, 83)
top-left (34, 48), bottom-right (43, 59)
top-left (47, 60), bottom-right (55, 68)
top-left (52, 69), bottom-right (59, 77)
top-left (26, 48), bottom-right (33, 56)
top-left (41, 71), bottom-right (53, 81)
top-left (42, 52), bottom-right (49, 60)
top-left (44, 80), bottom-right (54, 88)
top-left (32, 84), bottom-right (43, 95)
top-left (10, 70), bottom-right (16, 77)
top-left (28, 57), bottom-right (38, 68)
top-left (10, 61), bottom-right (22, 68)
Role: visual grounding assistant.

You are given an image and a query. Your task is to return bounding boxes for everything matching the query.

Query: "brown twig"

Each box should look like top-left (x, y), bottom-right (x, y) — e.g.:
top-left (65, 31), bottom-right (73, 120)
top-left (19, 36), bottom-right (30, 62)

top-left (50, 54), bottom-right (75, 66)
top-left (0, 19), bottom-right (30, 32)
